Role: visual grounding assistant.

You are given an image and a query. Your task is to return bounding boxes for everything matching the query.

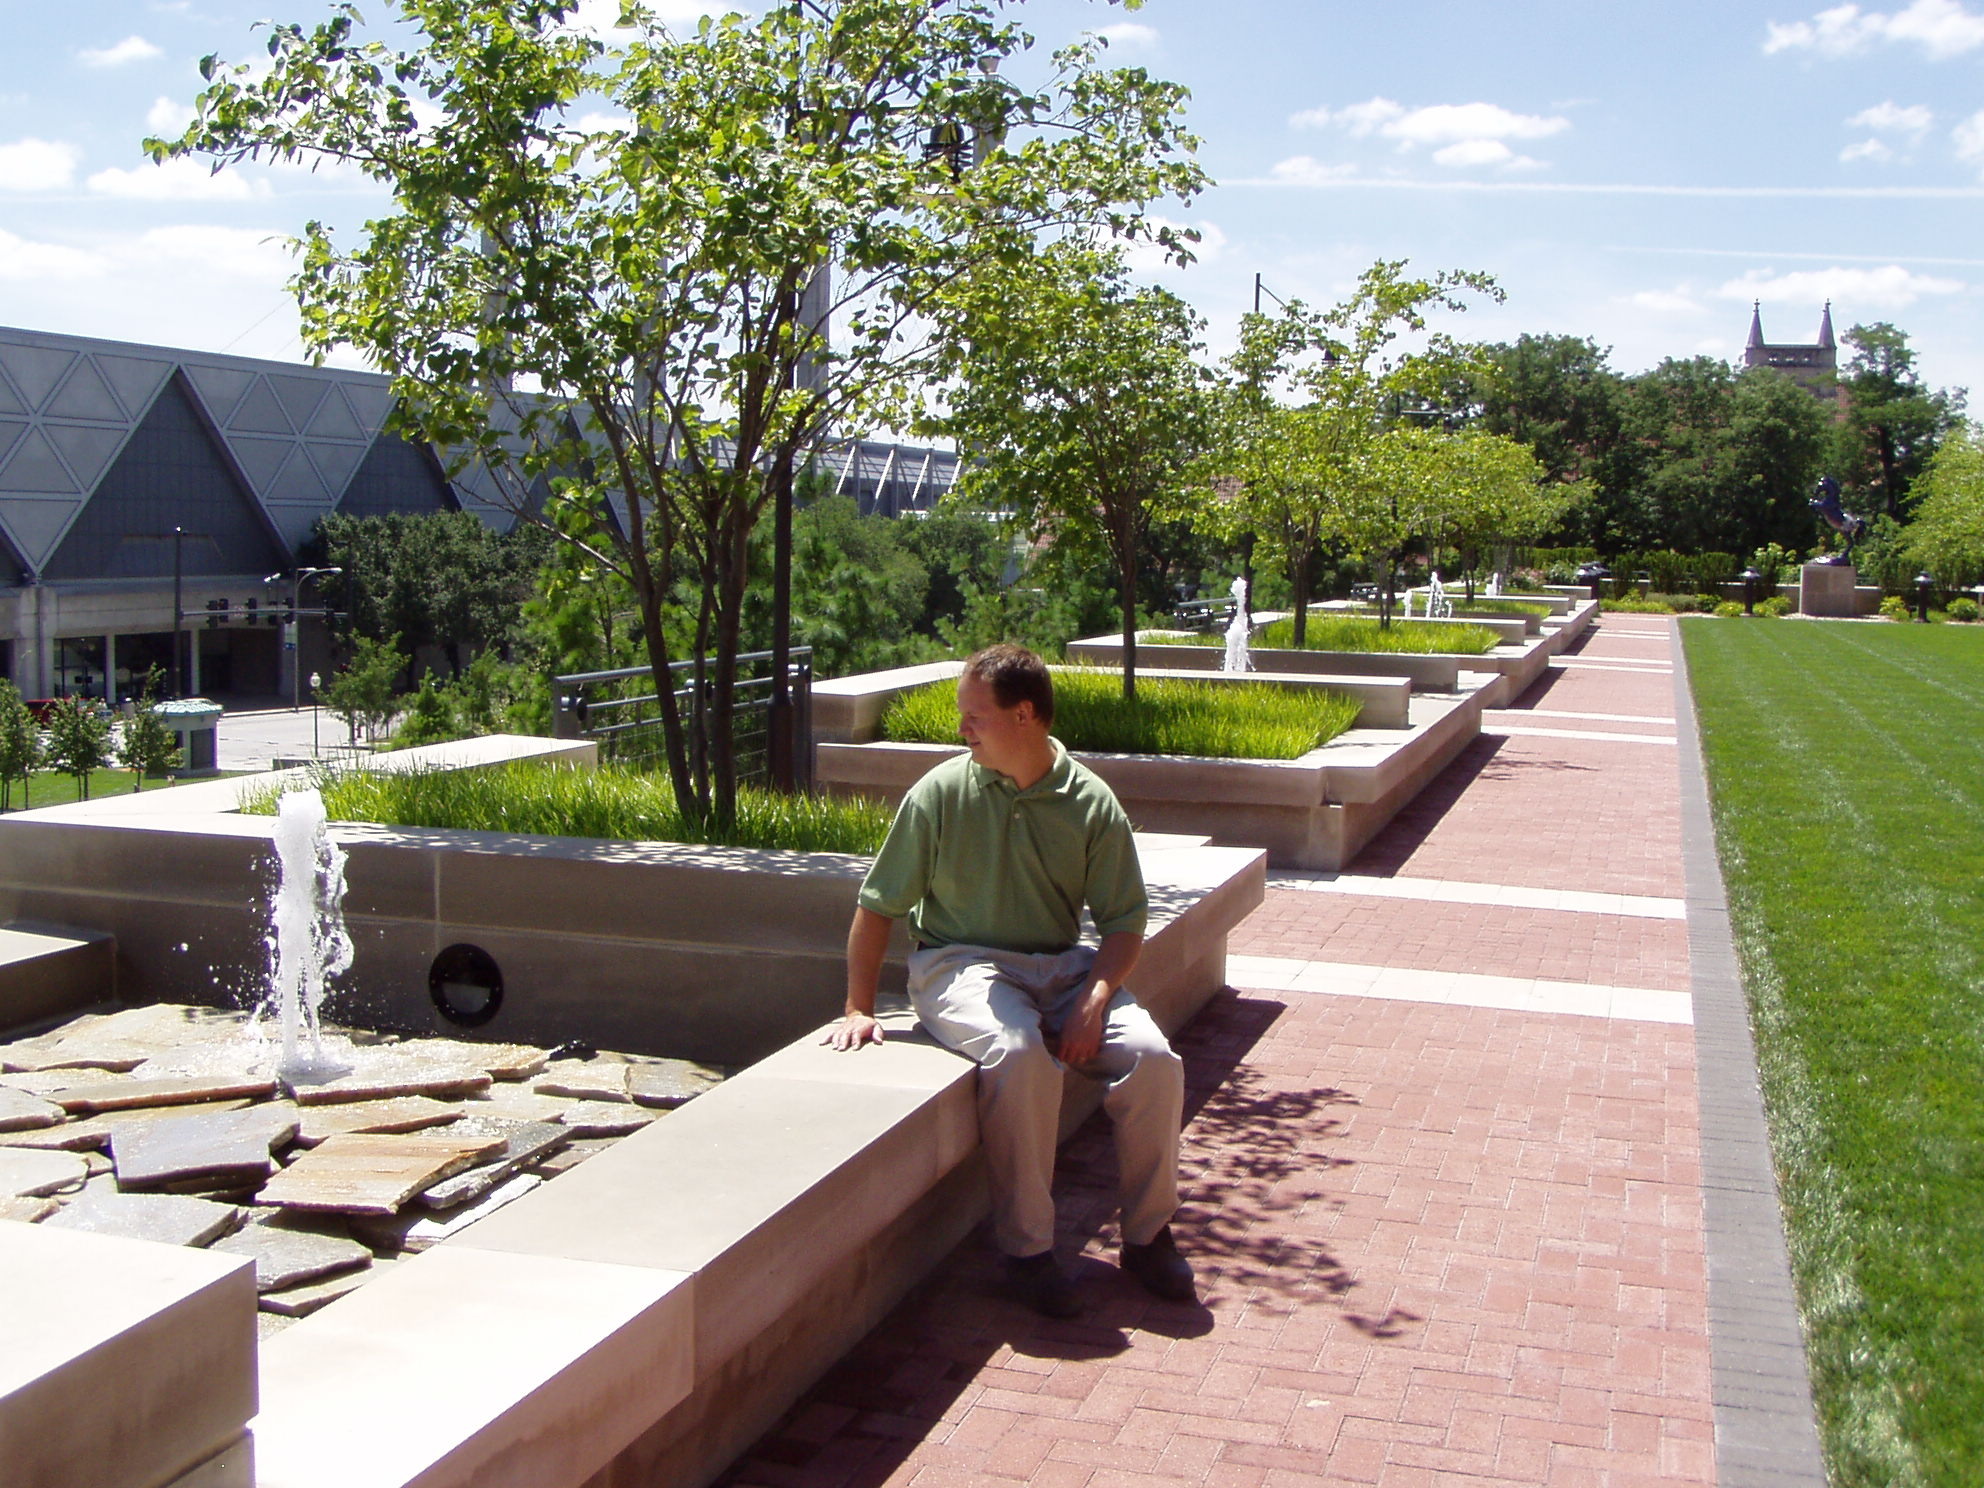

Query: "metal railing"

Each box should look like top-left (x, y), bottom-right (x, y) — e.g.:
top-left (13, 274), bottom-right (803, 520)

top-left (551, 648), bottom-right (814, 791)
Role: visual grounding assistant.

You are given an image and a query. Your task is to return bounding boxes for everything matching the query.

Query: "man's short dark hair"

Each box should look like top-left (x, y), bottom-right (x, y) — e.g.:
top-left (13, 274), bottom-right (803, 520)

top-left (963, 644), bottom-right (1054, 725)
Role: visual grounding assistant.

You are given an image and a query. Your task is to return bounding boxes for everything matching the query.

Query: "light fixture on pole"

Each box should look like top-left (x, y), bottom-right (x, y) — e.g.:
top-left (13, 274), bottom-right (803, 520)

top-left (309, 671), bottom-right (322, 757)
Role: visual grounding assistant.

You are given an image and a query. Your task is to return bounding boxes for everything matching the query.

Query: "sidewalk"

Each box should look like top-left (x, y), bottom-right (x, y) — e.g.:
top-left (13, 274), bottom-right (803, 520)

top-left (720, 615), bottom-right (1823, 1488)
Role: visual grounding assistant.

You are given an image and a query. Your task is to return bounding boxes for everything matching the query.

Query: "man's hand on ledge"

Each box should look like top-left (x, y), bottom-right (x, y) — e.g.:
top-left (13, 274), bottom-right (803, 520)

top-left (826, 1011), bottom-right (885, 1051)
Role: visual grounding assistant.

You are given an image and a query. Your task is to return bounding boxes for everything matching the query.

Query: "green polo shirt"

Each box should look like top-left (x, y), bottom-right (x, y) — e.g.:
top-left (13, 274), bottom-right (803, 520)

top-left (858, 740), bottom-right (1148, 954)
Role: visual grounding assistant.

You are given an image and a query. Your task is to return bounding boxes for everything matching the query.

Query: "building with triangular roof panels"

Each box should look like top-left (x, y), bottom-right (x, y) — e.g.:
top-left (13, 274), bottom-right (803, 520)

top-left (0, 324), bottom-right (966, 706)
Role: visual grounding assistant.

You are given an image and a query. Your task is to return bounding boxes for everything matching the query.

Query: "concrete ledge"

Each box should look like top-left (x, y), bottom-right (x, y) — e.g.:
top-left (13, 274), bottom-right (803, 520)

top-left (1072, 634), bottom-right (1468, 691)
top-left (254, 1247), bottom-right (694, 1488)
top-left (0, 921), bottom-right (113, 1029)
top-left (814, 660), bottom-right (963, 743)
top-left (0, 1221), bottom-right (257, 1488)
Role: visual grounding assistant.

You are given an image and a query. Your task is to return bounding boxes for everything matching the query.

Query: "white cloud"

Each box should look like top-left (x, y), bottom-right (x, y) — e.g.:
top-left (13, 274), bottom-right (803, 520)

top-left (134, 225), bottom-right (297, 281)
top-left (146, 96), bottom-right (196, 136)
top-left (79, 35), bottom-right (163, 68)
top-left (0, 228), bottom-right (107, 281)
top-left (1091, 22), bottom-right (1160, 50)
top-left (1955, 107), bottom-right (1984, 173)
top-left (1268, 155), bottom-right (1359, 186)
top-left (86, 158), bottom-right (271, 200)
top-left (1433, 139), bottom-right (1526, 168)
top-left (1764, 0), bottom-right (1984, 58)
top-left (1623, 288), bottom-right (1705, 314)
top-left (1841, 137), bottom-right (1894, 161)
top-left (1290, 97), bottom-right (1567, 171)
top-left (1121, 216), bottom-right (1226, 276)
top-left (1291, 98), bottom-right (1401, 135)
top-left (1847, 100), bottom-right (1934, 134)
top-left (0, 138), bottom-right (82, 192)
top-left (566, 0), bottom-right (729, 35)
top-left (1719, 263), bottom-right (1964, 309)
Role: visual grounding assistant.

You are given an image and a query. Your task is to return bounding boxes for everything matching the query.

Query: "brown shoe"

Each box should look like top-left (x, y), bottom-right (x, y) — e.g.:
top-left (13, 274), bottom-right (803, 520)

top-left (1121, 1225), bottom-right (1196, 1302)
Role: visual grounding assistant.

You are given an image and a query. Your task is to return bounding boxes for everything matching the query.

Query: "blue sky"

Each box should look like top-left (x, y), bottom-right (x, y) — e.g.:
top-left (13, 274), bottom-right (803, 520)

top-left (4, 0), bottom-right (1983, 398)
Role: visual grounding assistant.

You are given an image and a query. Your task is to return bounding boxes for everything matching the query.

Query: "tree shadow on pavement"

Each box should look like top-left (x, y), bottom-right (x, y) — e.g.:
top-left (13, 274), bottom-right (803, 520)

top-left (719, 987), bottom-right (1381, 1488)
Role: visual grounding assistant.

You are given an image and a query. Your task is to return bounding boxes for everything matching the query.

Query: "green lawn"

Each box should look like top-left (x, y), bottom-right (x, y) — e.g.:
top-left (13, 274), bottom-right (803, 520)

top-left (0, 768), bottom-right (196, 811)
top-left (1685, 619), bottom-right (1984, 1485)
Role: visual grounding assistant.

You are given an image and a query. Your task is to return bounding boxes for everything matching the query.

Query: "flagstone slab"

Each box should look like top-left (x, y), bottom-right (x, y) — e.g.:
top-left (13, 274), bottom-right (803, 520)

top-left (417, 1121), bottom-right (567, 1210)
top-left (111, 1107), bottom-right (300, 1193)
top-left (0, 1194), bottom-right (58, 1221)
top-left (0, 1085), bottom-right (64, 1132)
top-left (533, 1059), bottom-right (630, 1102)
top-left (41, 1190), bottom-right (243, 1248)
top-left (1, 1038), bottom-right (152, 1074)
top-left (558, 1100), bottom-right (657, 1137)
top-left (257, 1131), bottom-right (508, 1214)
top-left (467, 1084), bottom-right (576, 1124)
top-left (0, 1099), bottom-right (254, 1152)
top-left (626, 1059), bottom-right (724, 1109)
top-left (0, 1070), bottom-right (80, 1097)
top-left (212, 1222), bottom-right (373, 1293)
top-left (287, 1054), bottom-right (492, 1106)
top-left (259, 1262), bottom-right (383, 1317)
top-left (531, 1136), bottom-right (616, 1177)
top-left (57, 1073), bottom-right (278, 1114)
top-left (0, 1146), bottom-right (88, 1197)
top-left (398, 1039), bottom-right (548, 1082)
top-left (290, 1096), bottom-right (464, 1147)
top-left (401, 1172), bottom-right (543, 1250)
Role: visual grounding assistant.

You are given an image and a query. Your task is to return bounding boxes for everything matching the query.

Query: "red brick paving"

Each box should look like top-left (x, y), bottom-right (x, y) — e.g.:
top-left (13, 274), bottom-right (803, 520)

top-left (1230, 896), bottom-right (1691, 991)
top-left (722, 615), bottom-right (1712, 1488)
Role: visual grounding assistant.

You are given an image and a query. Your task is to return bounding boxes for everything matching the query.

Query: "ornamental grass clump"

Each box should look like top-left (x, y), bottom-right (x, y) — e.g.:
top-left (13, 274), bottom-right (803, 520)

top-left (881, 670), bottom-right (1360, 761)
top-left (241, 762), bottom-right (892, 856)
top-left (1147, 615), bottom-right (1500, 656)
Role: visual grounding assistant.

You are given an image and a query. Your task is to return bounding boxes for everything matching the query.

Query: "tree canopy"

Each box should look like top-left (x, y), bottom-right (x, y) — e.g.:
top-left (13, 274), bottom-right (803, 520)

top-left (157, 0), bottom-right (1203, 819)
top-left (927, 238), bottom-right (1215, 697)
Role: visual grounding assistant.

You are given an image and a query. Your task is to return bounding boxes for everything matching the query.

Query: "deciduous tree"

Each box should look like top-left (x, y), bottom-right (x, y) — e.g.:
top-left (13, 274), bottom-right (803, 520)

top-left (927, 239), bottom-right (1215, 698)
top-left (156, 0), bottom-right (1201, 823)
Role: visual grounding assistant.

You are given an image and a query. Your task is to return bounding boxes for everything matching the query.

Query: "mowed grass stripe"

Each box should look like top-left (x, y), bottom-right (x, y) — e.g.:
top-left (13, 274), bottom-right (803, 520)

top-left (1685, 620), bottom-right (1984, 1486)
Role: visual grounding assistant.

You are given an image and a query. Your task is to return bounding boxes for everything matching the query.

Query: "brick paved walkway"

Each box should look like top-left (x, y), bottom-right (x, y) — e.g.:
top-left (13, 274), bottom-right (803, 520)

top-left (726, 615), bottom-right (1727, 1488)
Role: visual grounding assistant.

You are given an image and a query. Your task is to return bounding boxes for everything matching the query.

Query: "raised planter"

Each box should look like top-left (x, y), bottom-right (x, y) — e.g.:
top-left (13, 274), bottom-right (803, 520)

top-left (819, 681), bottom-right (1495, 872)
top-left (1072, 633), bottom-right (1468, 692)
top-left (2, 737), bottom-right (1266, 1488)
top-left (815, 657), bottom-right (1409, 735)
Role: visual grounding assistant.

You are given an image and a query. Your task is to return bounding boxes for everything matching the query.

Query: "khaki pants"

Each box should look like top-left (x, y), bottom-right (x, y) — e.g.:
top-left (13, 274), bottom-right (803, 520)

top-left (907, 942), bottom-right (1183, 1258)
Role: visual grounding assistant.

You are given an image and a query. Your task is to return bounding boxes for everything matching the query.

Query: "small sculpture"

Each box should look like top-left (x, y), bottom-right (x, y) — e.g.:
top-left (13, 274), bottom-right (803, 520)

top-left (1221, 576), bottom-right (1252, 674)
top-left (1809, 476), bottom-right (1868, 566)
top-left (1427, 571), bottom-right (1453, 619)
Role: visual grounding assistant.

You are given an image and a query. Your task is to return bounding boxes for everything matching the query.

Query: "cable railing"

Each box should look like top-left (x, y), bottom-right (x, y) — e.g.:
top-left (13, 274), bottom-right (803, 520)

top-left (551, 648), bottom-right (813, 791)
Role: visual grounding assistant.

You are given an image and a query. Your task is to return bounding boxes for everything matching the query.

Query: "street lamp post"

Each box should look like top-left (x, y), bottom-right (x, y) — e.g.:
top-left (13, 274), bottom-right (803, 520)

top-left (270, 567), bottom-right (343, 710)
top-left (171, 527), bottom-right (185, 699)
top-left (309, 671), bottom-right (322, 757)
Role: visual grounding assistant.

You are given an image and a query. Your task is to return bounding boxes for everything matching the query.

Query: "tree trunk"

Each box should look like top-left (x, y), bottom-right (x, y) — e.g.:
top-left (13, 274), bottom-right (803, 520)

top-left (1118, 543), bottom-right (1139, 704)
top-left (1290, 538), bottom-right (1313, 649)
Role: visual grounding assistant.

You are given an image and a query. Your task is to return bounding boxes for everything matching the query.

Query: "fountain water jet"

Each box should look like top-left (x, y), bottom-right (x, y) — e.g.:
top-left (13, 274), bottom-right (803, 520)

top-left (267, 788), bottom-right (355, 1082)
top-left (1221, 576), bottom-right (1252, 674)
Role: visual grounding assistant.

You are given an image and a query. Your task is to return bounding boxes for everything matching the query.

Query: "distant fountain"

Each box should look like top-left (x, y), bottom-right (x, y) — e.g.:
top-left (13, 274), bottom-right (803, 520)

top-left (1487, 571), bottom-right (1502, 598)
top-left (1427, 571), bottom-right (1453, 619)
top-left (267, 789), bottom-right (355, 1082)
top-left (1221, 576), bottom-right (1252, 674)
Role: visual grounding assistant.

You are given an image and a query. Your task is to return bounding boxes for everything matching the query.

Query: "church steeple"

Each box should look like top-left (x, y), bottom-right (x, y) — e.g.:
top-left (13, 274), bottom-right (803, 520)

top-left (1817, 299), bottom-right (1836, 349)
top-left (1748, 300), bottom-right (1765, 350)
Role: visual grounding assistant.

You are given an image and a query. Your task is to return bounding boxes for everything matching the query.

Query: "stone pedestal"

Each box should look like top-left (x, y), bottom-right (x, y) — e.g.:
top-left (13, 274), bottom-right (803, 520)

top-left (1800, 561), bottom-right (1859, 618)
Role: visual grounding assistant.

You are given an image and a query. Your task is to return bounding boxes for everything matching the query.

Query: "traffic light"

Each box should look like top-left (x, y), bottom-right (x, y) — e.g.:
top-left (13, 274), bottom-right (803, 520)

top-left (204, 598), bottom-right (229, 629)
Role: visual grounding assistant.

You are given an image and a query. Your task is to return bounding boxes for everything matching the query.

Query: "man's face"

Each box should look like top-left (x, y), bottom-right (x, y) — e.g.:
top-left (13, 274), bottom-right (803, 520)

top-left (956, 672), bottom-right (1037, 777)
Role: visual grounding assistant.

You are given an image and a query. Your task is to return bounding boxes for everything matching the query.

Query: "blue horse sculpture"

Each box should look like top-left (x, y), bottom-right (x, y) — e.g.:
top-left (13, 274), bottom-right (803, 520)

top-left (1809, 476), bottom-right (1868, 566)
